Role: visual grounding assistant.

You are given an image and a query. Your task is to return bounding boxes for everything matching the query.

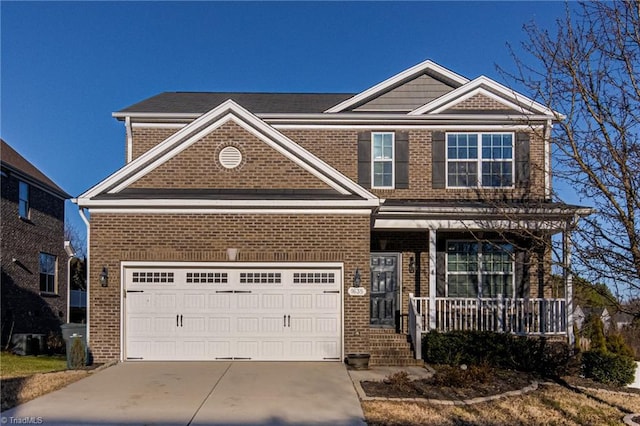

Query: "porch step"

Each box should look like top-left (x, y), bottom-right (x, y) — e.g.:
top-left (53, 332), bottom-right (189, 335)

top-left (368, 329), bottom-right (423, 367)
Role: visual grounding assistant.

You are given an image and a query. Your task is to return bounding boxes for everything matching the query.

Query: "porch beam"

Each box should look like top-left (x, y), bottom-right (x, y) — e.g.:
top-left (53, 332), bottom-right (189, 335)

top-left (564, 219), bottom-right (575, 345)
top-left (429, 228), bottom-right (437, 330)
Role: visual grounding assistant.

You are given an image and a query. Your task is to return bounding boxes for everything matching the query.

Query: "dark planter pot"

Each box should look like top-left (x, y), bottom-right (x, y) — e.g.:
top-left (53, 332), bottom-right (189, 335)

top-left (346, 353), bottom-right (370, 370)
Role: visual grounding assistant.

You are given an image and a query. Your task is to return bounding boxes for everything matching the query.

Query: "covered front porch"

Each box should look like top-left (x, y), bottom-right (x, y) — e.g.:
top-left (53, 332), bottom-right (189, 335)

top-left (371, 200), bottom-right (591, 360)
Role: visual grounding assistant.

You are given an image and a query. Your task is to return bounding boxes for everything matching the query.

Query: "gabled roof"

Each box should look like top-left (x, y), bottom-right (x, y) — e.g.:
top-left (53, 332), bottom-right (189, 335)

top-left (408, 76), bottom-right (559, 117)
top-left (1, 139), bottom-right (70, 199)
top-left (324, 60), bottom-right (469, 113)
top-left (114, 92), bottom-right (355, 117)
top-left (77, 100), bottom-right (378, 209)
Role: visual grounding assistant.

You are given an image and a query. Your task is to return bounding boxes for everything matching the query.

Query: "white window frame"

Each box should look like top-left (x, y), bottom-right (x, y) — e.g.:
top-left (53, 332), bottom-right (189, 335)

top-left (371, 132), bottom-right (395, 189)
top-left (18, 181), bottom-right (30, 219)
top-left (445, 132), bottom-right (515, 189)
top-left (445, 240), bottom-right (515, 298)
top-left (39, 252), bottom-right (58, 294)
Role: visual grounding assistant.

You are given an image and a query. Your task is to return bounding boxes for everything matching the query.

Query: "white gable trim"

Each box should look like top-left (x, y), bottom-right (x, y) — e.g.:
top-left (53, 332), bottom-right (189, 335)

top-left (409, 76), bottom-right (558, 117)
top-left (80, 100), bottom-right (377, 201)
top-left (324, 60), bottom-right (469, 113)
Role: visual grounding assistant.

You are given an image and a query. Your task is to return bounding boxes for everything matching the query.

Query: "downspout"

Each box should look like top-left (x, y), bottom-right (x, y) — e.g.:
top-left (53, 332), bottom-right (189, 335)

top-left (64, 241), bottom-right (76, 323)
top-left (125, 116), bottom-right (133, 163)
top-left (78, 207), bottom-right (91, 346)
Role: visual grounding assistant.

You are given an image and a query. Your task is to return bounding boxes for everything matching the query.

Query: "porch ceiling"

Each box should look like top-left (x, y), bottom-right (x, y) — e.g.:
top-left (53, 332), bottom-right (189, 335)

top-left (373, 200), bottom-right (592, 232)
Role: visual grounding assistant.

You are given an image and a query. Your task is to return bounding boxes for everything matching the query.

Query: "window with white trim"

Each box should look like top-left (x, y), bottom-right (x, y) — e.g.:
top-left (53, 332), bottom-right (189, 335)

top-left (446, 241), bottom-right (514, 298)
top-left (39, 252), bottom-right (57, 294)
top-left (19, 181), bottom-right (29, 218)
top-left (446, 133), bottom-right (513, 187)
top-left (372, 132), bottom-right (394, 188)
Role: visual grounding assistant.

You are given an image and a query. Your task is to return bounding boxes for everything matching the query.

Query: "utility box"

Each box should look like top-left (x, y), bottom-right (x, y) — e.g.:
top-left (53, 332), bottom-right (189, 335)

top-left (60, 323), bottom-right (87, 368)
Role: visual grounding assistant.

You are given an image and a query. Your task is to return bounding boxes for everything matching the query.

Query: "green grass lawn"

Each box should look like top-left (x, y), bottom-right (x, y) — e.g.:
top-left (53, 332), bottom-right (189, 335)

top-left (0, 353), bottom-right (67, 378)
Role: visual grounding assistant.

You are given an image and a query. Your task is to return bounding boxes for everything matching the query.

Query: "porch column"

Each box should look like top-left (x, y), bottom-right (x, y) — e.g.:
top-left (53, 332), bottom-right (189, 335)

top-left (564, 219), bottom-right (575, 345)
top-left (429, 228), bottom-right (437, 330)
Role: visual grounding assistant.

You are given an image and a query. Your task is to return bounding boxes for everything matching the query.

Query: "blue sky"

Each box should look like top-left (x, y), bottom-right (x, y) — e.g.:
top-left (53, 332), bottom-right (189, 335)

top-left (1, 1), bottom-right (569, 245)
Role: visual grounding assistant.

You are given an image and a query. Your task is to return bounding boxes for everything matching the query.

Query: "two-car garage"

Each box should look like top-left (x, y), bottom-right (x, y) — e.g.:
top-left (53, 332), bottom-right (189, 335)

top-left (123, 264), bottom-right (343, 361)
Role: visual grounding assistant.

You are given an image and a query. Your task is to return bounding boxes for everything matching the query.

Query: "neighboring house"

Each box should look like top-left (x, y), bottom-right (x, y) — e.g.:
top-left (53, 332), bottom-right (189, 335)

top-left (1, 139), bottom-right (71, 352)
top-left (612, 311), bottom-right (634, 332)
top-left (74, 60), bottom-right (591, 364)
top-left (574, 305), bottom-right (611, 333)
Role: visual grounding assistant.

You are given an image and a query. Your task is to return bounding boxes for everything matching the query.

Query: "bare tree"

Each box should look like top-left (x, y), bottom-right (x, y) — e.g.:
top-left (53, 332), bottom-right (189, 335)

top-left (502, 0), bottom-right (640, 311)
top-left (65, 220), bottom-right (86, 259)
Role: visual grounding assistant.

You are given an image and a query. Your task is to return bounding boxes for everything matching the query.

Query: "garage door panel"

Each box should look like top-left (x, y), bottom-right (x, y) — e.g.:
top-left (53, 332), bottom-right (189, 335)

top-left (125, 266), bottom-right (341, 361)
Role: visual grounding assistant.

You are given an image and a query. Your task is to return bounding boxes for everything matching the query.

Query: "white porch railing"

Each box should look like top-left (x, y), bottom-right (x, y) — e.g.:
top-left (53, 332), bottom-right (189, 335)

top-left (70, 290), bottom-right (87, 308)
top-left (408, 295), bottom-right (567, 359)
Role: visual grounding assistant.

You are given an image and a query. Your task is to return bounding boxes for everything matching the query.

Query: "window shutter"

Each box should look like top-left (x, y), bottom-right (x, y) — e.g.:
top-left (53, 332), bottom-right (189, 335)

top-left (395, 132), bottom-right (409, 189)
top-left (432, 131), bottom-right (446, 189)
top-left (515, 132), bottom-right (530, 188)
top-left (357, 132), bottom-right (372, 188)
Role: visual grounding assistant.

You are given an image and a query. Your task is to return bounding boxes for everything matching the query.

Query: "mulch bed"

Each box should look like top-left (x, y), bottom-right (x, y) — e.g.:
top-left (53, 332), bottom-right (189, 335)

top-left (361, 366), bottom-right (536, 400)
top-left (560, 375), bottom-right (640, 395)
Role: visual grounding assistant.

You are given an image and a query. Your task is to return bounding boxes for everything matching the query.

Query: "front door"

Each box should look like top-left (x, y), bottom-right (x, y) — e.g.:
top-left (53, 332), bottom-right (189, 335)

top-left (370, 254), bottom-right (399, 328)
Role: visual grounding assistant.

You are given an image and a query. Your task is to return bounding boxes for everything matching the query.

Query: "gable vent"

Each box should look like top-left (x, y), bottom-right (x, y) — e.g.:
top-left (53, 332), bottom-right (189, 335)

top-left (219, 146), bottom-right (243, 169)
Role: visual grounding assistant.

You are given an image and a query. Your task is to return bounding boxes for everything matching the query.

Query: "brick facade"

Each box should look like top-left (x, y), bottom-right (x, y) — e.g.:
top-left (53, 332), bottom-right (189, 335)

top-left (80, 61), bottom-right (576, 364)
top-left (1, 173), bottom-right (68, 343)
top-left (89, 213), bottom-right (370, 361)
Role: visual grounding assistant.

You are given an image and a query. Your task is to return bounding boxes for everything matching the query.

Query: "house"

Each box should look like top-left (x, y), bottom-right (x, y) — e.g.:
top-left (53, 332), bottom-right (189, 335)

top-left (1, 139), bottom-right (71, 353)
top-left (74, 60), bottom-right (591, 364)
top-left (574, 305), bottom-right (611, 333)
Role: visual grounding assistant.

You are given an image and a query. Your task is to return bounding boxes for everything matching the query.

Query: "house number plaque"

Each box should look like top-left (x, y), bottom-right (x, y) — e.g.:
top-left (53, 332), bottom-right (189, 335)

top-left (348, 287), bottom-right (367, 296)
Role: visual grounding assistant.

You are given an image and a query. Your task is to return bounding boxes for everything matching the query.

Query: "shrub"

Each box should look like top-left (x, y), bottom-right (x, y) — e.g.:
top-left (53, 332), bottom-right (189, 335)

top-left (46, 331), bottom-right (65, 355)
top-left (383, 371), bottom-right (414, 393)
top-left (422, 331), bottom-right (577, 377)
top-left (582, 350), bottom-right (636, 386)
top-left (69, 338), bottom-right (86, 369)
top-left (606, 332), bottom-right (635, 358)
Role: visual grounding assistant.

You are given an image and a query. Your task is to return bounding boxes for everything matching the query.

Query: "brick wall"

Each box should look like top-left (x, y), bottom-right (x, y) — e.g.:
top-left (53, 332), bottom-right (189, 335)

top-left (88, 213), bottom-right (371, 362)
top-left (130, 122), bottom-right (548, 201)
top-left (130, 121), bottom-right (332, 190)
top-left (1, 174), bottom-right (68, 342)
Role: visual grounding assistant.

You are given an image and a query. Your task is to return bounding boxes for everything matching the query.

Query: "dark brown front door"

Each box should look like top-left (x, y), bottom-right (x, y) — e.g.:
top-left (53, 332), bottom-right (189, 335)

top-left (370, 253), bottom-right (399, 328)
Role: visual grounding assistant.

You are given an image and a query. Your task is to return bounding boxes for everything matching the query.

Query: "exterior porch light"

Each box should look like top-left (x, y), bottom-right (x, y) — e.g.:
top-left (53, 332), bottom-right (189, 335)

top-left (99, 266), bottom-right (109, 287)
top-left (353, 268), bottom-right (361, 287)
top-left (409, 256), bottom-right (416, 274)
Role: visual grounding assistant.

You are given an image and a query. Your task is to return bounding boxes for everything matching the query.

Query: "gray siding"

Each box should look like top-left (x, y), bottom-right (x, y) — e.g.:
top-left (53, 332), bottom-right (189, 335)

top-left (354, 74), bottom-right (455, 112)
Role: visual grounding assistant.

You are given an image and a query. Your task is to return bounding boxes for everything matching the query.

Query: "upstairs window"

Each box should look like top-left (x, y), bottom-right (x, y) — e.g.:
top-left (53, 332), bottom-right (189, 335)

top-left (372, 132), bottom-right (394, 188)
top-left (39, 252), bottom-right (57, 294)
top-left (446, 133), bottom-right (513, 188)
top-left (19, 181), bottom-right (29, 218)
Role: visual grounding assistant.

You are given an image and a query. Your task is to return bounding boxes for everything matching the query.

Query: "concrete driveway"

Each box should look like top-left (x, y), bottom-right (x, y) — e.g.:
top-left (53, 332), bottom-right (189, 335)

top-left (1, 362), bottom-right (365, 426)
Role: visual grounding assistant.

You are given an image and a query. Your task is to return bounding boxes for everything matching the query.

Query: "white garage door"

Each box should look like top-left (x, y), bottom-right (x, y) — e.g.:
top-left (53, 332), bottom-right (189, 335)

top-left (124, 266), bottom-right (342, 361)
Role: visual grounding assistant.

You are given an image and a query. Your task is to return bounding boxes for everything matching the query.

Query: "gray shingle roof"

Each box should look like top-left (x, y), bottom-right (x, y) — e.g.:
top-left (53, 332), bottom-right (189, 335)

top-left (1, 139), bottom-right (70, 198)
top-left (117, 92), bottom-right (356, 115)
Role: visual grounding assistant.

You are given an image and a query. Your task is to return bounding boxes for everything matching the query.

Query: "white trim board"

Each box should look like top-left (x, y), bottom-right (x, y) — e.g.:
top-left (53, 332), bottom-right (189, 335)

top-left (78, 100), bottom-right (378, 203)
top-left (325, 60), bottom-right (469, 113)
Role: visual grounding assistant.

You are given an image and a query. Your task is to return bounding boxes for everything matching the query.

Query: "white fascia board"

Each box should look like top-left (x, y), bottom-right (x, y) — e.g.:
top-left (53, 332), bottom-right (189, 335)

top-left (324, 60), bottom-right (469, 113)
top-left (76, 198), bottom-right (379, 208)
top-left (81, 101), bottom-right (241, 198)
top-left (429, 88), bottom-right (536, 115)
top-left (112, 112), bottom-right (200, 120)
top-left (85, 100), bottom-right (377, 202)
top-left (90, 208), bottom-right (374, 215)
top-left (374, 218), bottom-right (567, 231)
top-left (377, 205), bottom-right (593, 216)
top-left (409, 77), bottom-right (558, 117)
top-left (272, 124), bottom-right (545, 131)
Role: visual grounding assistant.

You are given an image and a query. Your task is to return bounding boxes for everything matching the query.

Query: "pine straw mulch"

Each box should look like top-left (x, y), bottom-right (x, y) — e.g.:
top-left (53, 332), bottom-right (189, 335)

top-left (361, 365), bottom-right (536, 400)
